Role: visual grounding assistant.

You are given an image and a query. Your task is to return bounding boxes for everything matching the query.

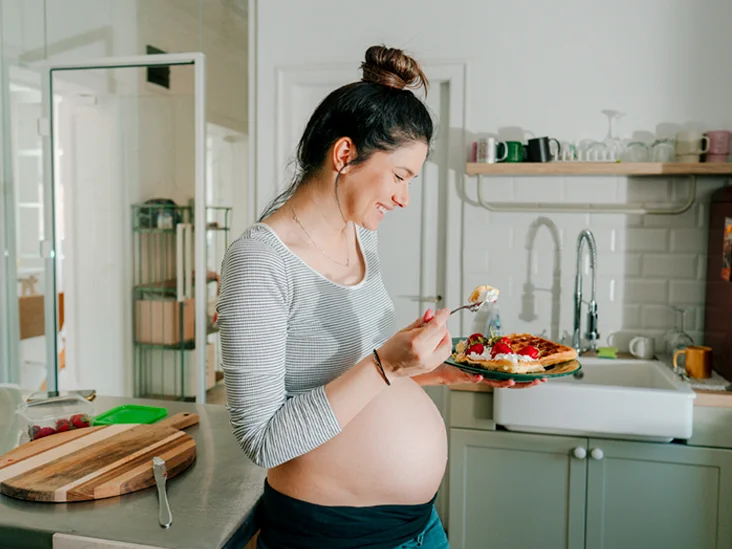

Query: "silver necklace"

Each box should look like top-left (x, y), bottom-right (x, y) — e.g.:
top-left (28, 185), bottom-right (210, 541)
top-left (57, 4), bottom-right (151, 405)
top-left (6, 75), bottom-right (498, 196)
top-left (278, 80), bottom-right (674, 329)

top-left (291, 204), bottom-right (351, 268)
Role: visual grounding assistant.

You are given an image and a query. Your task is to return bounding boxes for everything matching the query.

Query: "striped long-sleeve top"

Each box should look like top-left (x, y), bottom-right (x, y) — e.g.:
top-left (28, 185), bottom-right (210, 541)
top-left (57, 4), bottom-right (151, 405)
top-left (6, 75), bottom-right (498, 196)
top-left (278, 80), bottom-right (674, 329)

top-left (216, 223), bottom-right (396, 468)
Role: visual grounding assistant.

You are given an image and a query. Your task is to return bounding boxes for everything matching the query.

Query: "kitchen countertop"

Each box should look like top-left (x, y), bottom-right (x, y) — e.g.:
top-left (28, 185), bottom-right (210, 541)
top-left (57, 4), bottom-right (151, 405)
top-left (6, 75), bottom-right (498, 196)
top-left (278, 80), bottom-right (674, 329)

top-left (0, 389), bottom-right (267, 549)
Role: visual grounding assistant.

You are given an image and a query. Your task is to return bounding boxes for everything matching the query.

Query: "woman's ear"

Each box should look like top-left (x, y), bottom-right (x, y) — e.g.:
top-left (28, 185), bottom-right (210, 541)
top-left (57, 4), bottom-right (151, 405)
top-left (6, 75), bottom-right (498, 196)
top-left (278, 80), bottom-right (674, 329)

top-left (331, 137), bottom-right (357, 172)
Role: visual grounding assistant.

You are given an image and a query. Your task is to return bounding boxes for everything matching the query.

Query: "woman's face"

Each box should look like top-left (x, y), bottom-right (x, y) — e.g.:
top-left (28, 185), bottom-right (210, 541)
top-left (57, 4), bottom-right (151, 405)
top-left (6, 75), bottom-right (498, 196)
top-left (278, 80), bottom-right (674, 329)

top-left (342, 141), bottom-right (428, 231)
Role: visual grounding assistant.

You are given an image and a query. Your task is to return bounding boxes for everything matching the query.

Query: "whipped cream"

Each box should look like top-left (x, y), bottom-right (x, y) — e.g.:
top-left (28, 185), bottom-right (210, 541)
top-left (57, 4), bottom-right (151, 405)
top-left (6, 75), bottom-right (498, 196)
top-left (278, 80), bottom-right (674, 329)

top-left (466, 347), bottom-right (538, 364)
top-left (468, 284), bottom-right (500, 303)
top-left (481, 288), bottom-right (500, 303)
top-left (469, 285), bottom-right (500, 304)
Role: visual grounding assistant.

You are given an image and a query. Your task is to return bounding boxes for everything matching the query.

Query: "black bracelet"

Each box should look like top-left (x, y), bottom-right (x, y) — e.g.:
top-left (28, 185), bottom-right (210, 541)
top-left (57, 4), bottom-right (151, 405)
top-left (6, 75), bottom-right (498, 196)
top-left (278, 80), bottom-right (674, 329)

top-left (372, 349), bottom-right (391, 386)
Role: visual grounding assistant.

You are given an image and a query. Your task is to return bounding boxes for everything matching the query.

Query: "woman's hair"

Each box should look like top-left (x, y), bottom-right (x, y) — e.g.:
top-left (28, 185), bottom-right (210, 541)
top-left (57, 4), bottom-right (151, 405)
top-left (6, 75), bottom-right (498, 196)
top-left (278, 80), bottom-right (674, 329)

top-left (259, 45), bottom-right (434, 221)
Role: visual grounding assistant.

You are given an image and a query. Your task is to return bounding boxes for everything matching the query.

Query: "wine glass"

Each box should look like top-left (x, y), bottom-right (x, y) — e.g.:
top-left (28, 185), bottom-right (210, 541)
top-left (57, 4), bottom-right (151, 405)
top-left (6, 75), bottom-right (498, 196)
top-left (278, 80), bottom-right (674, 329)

top-left (601, 109), bottom-right (626, 160)
top-left (664, 306), bottom-right (694, 372)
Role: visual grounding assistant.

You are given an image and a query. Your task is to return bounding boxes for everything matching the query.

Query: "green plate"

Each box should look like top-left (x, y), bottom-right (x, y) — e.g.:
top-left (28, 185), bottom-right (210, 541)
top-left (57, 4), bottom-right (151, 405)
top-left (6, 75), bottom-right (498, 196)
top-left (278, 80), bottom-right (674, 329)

top-left (92, 404), bottom-right (168, 426)
top-left (446, 337), bottom-right (582, 382)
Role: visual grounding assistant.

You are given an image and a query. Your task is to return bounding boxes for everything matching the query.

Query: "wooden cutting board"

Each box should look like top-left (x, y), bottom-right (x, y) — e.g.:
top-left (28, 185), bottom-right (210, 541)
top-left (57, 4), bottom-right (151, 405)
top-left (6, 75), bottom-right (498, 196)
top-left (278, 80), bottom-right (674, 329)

top-left (0, 412), bottom-right (198, 502)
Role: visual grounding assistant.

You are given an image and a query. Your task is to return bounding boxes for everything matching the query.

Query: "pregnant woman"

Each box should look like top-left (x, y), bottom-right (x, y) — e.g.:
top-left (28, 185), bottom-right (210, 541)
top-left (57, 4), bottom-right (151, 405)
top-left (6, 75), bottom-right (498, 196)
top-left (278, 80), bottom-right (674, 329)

top-left (217, 45), bottom-right (540, 549)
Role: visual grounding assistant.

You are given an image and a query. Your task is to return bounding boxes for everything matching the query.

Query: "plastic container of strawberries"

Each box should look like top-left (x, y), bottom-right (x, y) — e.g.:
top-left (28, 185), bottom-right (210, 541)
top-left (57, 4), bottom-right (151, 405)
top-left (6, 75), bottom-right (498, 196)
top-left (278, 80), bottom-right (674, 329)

top-left (16, 394), bottom-right (95, 441)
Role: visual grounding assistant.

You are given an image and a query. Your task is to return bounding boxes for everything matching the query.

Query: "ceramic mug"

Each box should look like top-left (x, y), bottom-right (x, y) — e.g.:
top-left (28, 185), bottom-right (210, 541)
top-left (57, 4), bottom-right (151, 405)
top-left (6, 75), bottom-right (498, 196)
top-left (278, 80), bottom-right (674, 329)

top-left (503, 141), bottom-right (525, 162)
top-left (629, 336), bottom-right (655, 360)
top-left (673, 345), bottom-right (713, 379)
top-left (676, 153), bottom-right (701, 163)
top-left (525, 137), bottom-right (560, 162)
top-left (705, 153), bottom-right (729, 163)
top-left (675, 131), bottom-right (710, 155)
top-left (705, 130), bottom-right (732, 155)
top-left (477, 137), bottom-right (508, 163)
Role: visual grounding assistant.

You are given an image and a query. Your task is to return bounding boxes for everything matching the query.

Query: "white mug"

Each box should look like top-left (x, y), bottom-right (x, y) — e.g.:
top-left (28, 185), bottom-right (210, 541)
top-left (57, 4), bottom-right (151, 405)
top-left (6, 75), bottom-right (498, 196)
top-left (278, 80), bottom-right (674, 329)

top-left (629, 336), bottom-right (655, 360)
top-left (486, 137), bottom-right (508, 163)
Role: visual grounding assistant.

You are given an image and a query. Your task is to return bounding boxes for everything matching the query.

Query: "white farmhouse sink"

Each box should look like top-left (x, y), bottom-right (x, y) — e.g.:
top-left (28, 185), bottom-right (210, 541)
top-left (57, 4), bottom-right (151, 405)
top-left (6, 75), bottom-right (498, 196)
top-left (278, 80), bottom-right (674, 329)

top-left (493, 358), bottom-right (696, 442)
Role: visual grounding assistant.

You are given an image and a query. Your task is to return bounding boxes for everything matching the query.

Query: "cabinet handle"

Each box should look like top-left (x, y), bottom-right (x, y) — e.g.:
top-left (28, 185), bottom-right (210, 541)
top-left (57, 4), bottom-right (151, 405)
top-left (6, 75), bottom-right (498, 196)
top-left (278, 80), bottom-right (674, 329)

top-left (590, 448), bottom-right (604, 460)
top-left (572, 447), bottom-right (586, 460)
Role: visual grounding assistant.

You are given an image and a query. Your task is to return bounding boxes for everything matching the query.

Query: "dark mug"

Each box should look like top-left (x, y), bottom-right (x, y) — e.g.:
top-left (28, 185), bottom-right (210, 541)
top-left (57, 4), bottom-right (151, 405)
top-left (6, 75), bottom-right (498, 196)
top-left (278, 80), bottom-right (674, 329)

top-left (525, 137), bottom-right (560, 162)
top-left (503, 141), bottom-right (524, 162)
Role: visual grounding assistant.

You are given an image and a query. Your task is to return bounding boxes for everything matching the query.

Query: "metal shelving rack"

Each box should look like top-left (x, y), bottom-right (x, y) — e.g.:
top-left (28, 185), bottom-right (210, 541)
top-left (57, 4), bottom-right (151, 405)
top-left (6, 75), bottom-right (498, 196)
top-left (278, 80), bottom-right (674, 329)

top-left (131, 202), bottom-right (231, 400)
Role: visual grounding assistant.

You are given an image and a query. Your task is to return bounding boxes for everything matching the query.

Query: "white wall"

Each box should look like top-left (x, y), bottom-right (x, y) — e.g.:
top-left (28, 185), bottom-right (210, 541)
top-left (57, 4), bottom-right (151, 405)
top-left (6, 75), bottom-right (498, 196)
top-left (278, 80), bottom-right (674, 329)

top-left (255, 0), bottom-right (732, 352)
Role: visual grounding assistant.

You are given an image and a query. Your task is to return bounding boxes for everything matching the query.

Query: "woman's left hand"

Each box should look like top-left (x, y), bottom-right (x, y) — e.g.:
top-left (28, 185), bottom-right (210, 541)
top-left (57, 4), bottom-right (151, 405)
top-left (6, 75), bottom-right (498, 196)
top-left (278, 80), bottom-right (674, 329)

top-left (433, 364), bottom-right (546, 389)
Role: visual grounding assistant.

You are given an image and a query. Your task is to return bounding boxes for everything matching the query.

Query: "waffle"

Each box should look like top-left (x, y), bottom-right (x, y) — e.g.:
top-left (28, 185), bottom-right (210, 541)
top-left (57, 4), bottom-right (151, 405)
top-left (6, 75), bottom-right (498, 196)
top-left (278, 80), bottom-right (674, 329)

top-left (453, 333), bottom-right (578, 373)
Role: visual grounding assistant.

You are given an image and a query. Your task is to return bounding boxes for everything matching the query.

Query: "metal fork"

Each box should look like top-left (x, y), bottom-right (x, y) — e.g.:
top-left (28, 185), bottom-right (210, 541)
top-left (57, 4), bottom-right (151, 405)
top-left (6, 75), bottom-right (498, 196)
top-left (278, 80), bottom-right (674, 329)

top-left (450, 301), bottom-right (485, 315)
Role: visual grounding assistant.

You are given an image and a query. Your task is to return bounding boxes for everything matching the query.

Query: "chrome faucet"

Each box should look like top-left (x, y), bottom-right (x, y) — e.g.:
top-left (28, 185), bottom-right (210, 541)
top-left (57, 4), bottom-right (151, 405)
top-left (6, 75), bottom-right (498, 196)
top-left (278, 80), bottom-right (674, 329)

top-left (573, 229), bottom-right (599, 354)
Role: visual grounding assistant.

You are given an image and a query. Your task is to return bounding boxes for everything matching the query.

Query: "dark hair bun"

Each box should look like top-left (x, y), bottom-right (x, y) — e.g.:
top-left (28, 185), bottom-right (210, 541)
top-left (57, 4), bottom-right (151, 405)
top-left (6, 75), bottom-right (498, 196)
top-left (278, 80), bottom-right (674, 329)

top-left (360, 45), bottom-right (429, 94)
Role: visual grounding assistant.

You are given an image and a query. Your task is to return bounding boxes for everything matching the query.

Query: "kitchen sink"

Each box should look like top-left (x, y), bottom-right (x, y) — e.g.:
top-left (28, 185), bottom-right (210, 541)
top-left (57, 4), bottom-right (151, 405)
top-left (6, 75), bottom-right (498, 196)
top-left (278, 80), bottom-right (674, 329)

top-left (493, 358), bottom-right (696, 442)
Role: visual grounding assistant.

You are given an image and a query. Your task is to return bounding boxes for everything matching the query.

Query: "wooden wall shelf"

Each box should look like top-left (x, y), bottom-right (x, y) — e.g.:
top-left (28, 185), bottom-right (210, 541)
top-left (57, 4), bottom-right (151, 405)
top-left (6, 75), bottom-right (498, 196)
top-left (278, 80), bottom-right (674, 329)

top-left (466, 162), bottom-right (732, 177)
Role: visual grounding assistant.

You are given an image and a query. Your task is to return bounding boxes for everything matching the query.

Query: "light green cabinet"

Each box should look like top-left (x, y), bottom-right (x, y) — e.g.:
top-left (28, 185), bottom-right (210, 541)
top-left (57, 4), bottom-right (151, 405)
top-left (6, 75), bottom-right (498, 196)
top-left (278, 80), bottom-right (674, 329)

top-left (448, 429), bottom-right (587, 549)
top-left (585, 438), bottom-right (732, 549)
top-left (449, 428), bottom-right (732, 549)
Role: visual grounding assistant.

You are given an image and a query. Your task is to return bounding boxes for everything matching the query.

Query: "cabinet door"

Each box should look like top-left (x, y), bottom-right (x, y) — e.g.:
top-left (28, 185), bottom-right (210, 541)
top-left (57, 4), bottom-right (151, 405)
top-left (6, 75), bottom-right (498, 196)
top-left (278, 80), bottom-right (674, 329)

top-left (448, 428), bottom-right (587, 549)
top-left (586, 438), bottom-right (732, 549)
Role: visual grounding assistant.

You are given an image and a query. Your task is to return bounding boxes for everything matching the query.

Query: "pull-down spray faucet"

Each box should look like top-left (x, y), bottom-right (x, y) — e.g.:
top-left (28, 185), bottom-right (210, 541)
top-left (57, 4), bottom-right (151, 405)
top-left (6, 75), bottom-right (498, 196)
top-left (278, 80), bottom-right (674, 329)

top-left (573, 229), bottom-right (599, 354)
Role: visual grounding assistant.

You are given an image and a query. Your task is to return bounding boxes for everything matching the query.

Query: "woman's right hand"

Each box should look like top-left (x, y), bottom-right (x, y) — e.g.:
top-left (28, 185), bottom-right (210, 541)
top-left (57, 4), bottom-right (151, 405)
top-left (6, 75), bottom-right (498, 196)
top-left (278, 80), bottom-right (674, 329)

top-left (377, 308), bottom-right (452, 379)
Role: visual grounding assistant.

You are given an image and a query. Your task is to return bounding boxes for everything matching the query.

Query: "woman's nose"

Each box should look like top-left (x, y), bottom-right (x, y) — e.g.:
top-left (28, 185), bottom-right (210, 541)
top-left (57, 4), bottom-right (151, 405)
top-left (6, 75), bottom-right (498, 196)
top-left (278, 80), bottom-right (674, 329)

top-left (393, 189), bottom-right (409, 209)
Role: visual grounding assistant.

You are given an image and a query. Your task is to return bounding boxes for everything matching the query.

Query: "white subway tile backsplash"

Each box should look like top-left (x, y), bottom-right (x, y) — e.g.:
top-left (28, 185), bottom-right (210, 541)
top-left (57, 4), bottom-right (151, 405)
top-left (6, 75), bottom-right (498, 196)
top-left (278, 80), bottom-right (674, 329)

top-left (623, 305), bottom-right (642, 329)
top-left (514, 177), bottom-right (564, 203)
top-left (625, 228), bottom-right (669, 252)
top-left (588, 253), bottom-right (639, 277)
top-left (697, 308), bottom-right (705, 333)
top-left (608, 278), bottom-right (616, 302)
top-left (697, 255), bottom-right (708, 280)
top-left (697, 203), bottom-right (707, 229)
top-left (589, 213), bottom-right (643, 228)
top-left (619, 179), bottom-right (671, 203)
top-left (642, 254), bottom-right (698, 279)
top-left (480, 177), bottom-right (515, 202)
top-left (563, 177), bottom-right (617, 203)
top-left (461, 177), bottom-right (723, 343)
top-left (464, 224), bottom-right (514, 250)
top-left (643, 203), bottom-right (701, 228)
top-left (670, 229), bottom-right (706, 253)
top-left (641, 305), bottom-right (676, 330)
top-left (625, 279), bottom-right (669, 304)
top-left (669, 280), bottom-right (706, 304)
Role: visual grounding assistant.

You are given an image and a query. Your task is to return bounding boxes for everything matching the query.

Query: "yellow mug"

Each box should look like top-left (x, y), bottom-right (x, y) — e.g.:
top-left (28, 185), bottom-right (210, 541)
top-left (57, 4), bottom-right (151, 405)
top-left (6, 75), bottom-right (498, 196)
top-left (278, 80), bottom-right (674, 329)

top-left (673, 346), bottom-right (713, 379)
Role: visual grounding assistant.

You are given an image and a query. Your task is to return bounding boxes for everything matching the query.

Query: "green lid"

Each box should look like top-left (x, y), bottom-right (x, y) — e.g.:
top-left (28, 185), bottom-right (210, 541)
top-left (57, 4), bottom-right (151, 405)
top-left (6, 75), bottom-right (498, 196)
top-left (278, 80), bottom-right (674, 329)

top-left (92, 404), bottom-right (168, 426)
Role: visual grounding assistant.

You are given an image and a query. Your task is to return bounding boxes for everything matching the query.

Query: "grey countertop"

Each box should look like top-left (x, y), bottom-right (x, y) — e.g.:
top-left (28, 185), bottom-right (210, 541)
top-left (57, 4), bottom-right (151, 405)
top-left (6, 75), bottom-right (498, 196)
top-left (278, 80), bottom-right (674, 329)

top-left (0, 389), bottom-right (267, 549)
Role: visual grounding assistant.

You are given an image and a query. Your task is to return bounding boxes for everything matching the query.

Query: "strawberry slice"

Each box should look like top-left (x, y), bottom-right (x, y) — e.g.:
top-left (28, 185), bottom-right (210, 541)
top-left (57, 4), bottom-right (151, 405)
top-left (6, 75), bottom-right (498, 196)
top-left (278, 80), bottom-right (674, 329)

top-left (467, 333), bottom-right (486, 344)
top-left (498, 337), bottom-right (511, 345)
top-left (518, 345), bottom-right (539, 359)
top-left (466, 343), bottom-right (485, 355)
top-left (491, 342), bottom-right (513, 357)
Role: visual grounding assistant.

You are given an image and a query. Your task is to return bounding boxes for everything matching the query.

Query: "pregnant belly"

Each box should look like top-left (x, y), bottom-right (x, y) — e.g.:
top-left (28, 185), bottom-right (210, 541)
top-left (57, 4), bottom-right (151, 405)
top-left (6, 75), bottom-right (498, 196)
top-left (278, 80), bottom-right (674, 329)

top-left (267, 379), bottom-right (448, 506)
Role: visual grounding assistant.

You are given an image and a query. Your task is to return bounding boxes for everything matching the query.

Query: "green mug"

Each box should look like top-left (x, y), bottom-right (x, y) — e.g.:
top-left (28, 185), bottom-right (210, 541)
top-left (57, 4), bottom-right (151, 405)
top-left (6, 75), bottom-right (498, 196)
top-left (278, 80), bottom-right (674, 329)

top-left (503, 141), bottom-right (525, 162)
